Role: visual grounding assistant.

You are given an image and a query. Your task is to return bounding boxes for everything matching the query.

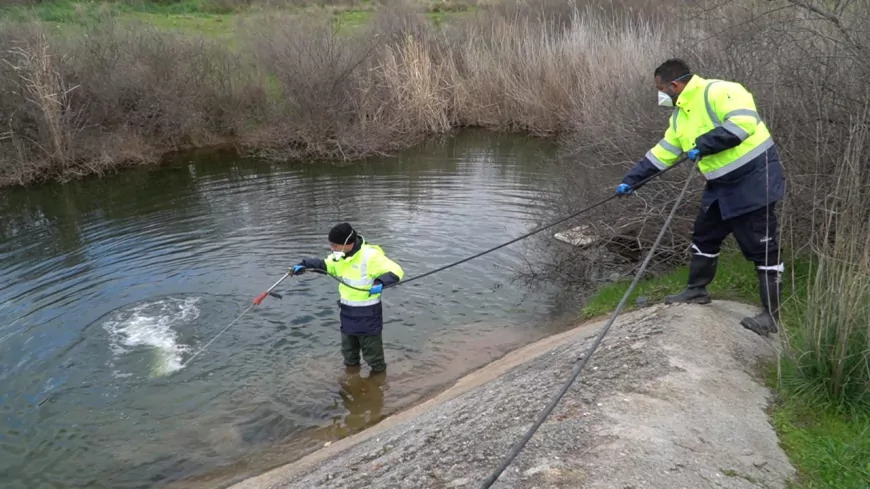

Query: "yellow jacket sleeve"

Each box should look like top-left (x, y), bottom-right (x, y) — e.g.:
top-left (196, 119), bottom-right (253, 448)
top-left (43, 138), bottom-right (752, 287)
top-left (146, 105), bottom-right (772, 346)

top-left (324, 255), bottom-right (337, 276)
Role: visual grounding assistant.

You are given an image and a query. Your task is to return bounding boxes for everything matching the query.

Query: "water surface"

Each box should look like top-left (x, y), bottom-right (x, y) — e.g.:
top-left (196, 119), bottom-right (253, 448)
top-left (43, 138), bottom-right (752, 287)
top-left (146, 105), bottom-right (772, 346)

top-left (0, 132), bottom-right (578, 489)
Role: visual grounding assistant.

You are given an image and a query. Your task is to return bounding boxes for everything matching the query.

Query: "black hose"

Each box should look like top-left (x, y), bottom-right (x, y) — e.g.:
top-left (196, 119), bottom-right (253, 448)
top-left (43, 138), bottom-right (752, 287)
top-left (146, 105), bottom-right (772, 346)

top-left (476, 166), bottom-right (696, 488)
top-left (298, 158), bottom-right (688, 292)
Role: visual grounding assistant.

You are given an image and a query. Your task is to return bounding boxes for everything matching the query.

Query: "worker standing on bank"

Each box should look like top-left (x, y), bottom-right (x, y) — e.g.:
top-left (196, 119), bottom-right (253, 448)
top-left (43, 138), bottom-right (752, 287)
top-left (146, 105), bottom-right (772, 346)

top-left (291, 223), bottom-right (404, 373)
top-left (616, 58), bottom-right (786, 336)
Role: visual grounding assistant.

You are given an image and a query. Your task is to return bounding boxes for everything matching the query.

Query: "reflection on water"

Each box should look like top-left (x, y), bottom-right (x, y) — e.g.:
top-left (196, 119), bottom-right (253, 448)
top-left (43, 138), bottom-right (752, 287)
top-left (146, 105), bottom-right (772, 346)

top-left (330, 368), bottom-right (387, 438)
top-left (0, 131), bottom-right (581, 489)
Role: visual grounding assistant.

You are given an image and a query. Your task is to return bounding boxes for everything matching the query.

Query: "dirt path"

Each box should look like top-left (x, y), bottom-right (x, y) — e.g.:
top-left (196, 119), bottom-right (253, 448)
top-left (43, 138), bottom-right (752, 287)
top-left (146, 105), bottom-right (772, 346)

top-left (229, 301), bottom-right (795, 489)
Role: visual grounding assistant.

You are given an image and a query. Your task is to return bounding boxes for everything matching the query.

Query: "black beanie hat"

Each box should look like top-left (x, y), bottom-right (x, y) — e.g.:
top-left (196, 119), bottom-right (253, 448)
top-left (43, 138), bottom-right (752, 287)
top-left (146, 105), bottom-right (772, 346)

top-left (328, 222), bottom-right (356, 245)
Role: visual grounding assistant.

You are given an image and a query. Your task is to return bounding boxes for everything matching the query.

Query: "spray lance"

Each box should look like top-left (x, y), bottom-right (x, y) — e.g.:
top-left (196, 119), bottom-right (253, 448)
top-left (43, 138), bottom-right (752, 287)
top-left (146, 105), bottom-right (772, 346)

top-left (252, 273), bottom-right (290, 305)
top-left (179, 272), bottom-right (290, 368)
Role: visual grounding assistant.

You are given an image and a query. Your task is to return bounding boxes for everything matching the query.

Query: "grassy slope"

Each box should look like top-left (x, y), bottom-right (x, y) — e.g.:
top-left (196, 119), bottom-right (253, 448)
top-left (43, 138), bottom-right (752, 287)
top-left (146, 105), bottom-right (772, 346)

top-left (582, 247), bottom-right (869, 488)
top-left (0, 0), bottom-right (473, 35)
top-left (582, 249), bottom-right (760, 319)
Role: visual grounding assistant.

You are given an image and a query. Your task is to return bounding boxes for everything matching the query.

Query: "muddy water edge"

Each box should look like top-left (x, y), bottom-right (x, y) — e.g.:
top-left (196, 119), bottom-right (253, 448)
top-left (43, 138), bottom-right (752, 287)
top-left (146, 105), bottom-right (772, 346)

top-left (0, 131), bottom-right (588, 489)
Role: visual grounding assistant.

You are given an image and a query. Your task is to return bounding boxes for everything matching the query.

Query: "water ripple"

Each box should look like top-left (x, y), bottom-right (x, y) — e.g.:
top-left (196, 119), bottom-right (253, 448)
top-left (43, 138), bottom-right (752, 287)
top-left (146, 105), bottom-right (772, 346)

top-left (0, 132), bottom-right (566, 489)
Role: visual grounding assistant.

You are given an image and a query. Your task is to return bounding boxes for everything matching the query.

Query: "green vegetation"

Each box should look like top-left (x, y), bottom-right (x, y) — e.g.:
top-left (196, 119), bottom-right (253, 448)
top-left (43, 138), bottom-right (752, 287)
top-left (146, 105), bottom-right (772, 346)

top-left (771, 387), bottom-right (870, 489)
top-left (0, 0), bottom-right (475, 35)
top-left (582, 248), bottom-right (761, 319)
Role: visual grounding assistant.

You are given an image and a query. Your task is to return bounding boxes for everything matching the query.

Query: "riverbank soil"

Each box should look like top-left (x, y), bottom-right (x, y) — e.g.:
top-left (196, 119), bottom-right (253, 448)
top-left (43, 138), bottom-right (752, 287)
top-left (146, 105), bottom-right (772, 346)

top-left (229, 301), bottom-right (795, 488)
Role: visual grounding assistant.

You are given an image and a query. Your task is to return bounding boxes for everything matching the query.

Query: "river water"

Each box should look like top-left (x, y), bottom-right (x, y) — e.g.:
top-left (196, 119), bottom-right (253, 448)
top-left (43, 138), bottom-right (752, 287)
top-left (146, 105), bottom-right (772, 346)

top-left (0, 132), bottom-right (580, 489)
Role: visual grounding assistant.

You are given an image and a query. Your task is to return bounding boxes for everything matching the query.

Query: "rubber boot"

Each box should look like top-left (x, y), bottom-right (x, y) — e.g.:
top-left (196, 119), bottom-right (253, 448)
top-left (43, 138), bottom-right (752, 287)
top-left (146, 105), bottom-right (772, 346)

top-left (741, 269), bottom-right (781, 336)
top-left (664, 254), bottom-right (717, 305)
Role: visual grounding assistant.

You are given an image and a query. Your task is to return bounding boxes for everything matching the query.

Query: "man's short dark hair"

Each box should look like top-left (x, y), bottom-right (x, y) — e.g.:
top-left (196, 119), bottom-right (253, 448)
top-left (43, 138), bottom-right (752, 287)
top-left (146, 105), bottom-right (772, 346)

top-left (654, 58), bottom-right (692, 83)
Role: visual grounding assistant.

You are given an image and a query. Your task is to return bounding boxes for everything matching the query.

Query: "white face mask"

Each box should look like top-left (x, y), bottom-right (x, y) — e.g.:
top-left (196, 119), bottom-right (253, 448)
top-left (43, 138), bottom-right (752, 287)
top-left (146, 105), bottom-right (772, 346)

top-left (330, 230), bottom-right (355, 261)
top-left (658, 90), bottom-right (674, 107)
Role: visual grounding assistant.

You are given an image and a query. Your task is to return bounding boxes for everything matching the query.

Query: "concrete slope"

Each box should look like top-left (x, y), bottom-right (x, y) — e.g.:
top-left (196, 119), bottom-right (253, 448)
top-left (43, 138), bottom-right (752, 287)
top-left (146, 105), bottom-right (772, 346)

top-left (230, 301), bottom-right (795, 489)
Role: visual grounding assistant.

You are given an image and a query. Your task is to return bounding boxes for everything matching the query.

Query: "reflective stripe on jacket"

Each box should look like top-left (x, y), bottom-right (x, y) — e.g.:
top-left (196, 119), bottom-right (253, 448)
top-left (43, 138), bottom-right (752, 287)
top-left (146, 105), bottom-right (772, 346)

top-left (623, 75), bottom-right (785, 219)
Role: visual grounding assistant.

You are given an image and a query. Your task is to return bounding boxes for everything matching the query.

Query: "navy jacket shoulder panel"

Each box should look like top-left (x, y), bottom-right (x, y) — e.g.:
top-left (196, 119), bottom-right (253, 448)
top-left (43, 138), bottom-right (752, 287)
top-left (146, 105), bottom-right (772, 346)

top-left (374, 272), bottom-right (401, 287)
top-left (695, 126), bottom-right (743, 156)
top-left (300, 258), bottom-right (327, 271)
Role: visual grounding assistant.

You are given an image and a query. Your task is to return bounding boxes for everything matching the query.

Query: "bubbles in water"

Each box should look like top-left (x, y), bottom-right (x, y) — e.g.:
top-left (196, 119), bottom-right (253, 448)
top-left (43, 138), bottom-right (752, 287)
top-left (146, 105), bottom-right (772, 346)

top-left (103, 297), bottom-right (200, 377)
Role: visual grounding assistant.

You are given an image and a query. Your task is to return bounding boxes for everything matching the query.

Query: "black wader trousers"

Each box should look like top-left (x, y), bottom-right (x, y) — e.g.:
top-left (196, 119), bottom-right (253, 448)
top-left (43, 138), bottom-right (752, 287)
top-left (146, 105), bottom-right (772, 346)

top-left (693, 200), bottom-right (781, 271)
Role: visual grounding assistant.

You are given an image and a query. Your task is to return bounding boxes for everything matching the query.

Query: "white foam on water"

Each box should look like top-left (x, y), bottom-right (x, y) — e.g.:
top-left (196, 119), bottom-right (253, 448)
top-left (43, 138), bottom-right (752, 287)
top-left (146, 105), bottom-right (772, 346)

top-left (103, 297), bottom-right (200, 377)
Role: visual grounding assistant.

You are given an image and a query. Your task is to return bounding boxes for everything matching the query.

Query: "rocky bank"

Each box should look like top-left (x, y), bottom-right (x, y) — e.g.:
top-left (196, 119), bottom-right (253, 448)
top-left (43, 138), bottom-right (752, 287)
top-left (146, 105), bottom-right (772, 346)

top-left (229, 301), bottom-right (796, 489)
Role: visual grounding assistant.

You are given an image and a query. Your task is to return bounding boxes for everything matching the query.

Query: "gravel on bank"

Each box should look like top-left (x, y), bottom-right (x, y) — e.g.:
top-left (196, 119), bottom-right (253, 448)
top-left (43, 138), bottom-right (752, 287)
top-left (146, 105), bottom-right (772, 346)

top-left (230, 301), bottom-right (796, 489)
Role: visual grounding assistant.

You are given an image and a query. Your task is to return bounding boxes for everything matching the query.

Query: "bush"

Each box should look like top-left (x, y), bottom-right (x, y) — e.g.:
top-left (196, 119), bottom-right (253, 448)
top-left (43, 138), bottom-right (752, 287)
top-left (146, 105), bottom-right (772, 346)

top-left (0, 17), bottom-right (265, 184)
top-left (783, 114), bottom-right (870, 409)
top-left (521, 0), bottom-right (870, 408)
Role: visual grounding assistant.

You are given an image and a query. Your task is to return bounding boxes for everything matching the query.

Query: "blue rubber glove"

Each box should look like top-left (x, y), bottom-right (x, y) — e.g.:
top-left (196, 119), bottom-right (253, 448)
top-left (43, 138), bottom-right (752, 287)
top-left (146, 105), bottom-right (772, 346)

top-left (687, 148), bottom-right (701, 162)
top-left (616, 183), bottom-right (633, 195)
top-left (369, 283), bottom-right (384, 295)
top-left (291, 264), bottom-right (305, 276)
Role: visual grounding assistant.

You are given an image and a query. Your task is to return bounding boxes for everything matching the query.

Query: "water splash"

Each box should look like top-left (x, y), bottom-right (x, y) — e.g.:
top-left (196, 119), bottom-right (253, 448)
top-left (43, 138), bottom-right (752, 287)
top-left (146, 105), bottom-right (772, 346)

top-left (103, 297), bottom-right (200, 377)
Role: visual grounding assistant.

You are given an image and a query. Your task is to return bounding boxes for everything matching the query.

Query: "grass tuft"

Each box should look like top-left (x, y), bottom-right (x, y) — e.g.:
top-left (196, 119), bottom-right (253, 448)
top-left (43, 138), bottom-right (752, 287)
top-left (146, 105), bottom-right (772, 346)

top-left (581, 248), bottom-right (758, 319)
top-left (769, 379), bottom-right (870, 489)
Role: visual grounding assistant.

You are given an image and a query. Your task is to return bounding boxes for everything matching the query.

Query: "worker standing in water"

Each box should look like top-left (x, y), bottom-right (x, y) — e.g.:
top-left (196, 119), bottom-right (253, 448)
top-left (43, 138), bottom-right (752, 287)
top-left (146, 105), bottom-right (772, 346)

top-left (291, 223), bottom-right (404, 373)
top-left (616, 58), bottom-right (786, 336)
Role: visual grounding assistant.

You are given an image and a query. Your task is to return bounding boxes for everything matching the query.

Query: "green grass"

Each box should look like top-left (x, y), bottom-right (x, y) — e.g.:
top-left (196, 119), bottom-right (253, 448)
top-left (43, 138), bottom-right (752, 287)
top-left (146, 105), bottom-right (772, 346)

top-left (125, 11), bottom-right (236, 36)
top-left (0, 0), bottom-right (241, 36)
top-left (0, 0), bottom-right (476, 34)
top-left (582, 247), bottom-right (869, 488)
top-left (334, 8), bottom-right (372, 28)
top-left (0, 0), bottom-right (240, 20)
top-left (581, 247), bottom-right (759, 318)
top-left (115, 0), bottom-right (230, 15)
top-left (770, 385), bottom-right (870, 489)
top-left (0, 0), bottom-right (102, 23)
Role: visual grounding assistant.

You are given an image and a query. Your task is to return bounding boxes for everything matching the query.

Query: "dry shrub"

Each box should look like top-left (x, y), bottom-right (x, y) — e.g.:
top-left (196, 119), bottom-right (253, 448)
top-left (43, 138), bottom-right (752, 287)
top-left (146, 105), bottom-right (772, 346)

top-left (485, 0), bottom-right (670, 32)
top-left (0, 18), bottom-right (265, 185)
top-left (200, 0), bottom-right (256, 14)
top-left (240, 4), bottom-right (446, 160)
top-left (754, 1), bottom-right (870, 407)
top-left (0, 23), bottom-right (85, 183)
top-left (535, 0), bottom-right (870, 280)
top-left (530, 0), bottom-right (870, 405)
top-left (446, 4), bottom-right (672, 135)
top-left (255, 0), bottom-right (361, 7)
top-left (240, 12), bottom-right (399, 159)
top-left (369, 0), bottom-right (432, 43)
top-left (369, 0), bottom-right (455, 134)
top-left (69, 21), bottom-right (262, 142)
top-left (380, 36), bottom-right (456, 134)
top-left (512, 4), bottom-right (695, 284)
top-left (1, 1), bottom-right (682, 183)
